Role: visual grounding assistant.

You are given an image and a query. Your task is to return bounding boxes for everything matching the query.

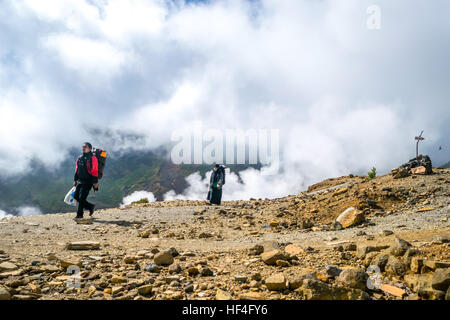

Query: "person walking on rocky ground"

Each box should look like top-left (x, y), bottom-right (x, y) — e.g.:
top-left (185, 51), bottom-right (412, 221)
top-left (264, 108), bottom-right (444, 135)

top-left (73, 142), bottom-right (99, 219)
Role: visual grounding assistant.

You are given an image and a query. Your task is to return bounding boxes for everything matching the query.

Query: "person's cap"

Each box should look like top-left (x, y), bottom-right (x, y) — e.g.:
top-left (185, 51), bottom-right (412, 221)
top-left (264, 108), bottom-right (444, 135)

top-left (83, 142), bottom-right (92, 149)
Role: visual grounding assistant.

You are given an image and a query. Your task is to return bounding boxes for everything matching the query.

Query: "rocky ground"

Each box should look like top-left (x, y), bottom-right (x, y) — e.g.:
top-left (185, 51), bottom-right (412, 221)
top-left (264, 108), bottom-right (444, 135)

top-left (0, 168), bottom-right (449, 300)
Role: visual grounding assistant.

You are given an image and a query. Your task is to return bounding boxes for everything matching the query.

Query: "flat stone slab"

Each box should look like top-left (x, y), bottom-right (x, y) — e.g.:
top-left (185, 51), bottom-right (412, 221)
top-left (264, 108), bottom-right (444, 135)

top-left (66, 241), bottom-right (100, 250)
top-left (380, 284), bottom-right (406, 297)
top-left (0, 261), bottom-right (18, 272)
top-left (0, 269), bottom-right (24, 279)
top-left (74, 218), bottom-right (93, 225)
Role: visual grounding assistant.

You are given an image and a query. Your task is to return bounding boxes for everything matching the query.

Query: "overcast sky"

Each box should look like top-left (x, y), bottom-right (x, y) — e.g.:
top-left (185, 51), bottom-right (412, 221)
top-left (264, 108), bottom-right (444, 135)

top-left (0, 0), bottom-right (449, 189)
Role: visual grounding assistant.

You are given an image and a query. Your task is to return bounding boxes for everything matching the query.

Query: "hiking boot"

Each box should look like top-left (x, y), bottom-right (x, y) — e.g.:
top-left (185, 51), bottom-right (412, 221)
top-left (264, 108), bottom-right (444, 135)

top-left (75, 214), bottom-right (83, 219)
top-left (89, 204), bottom-right (95, 217)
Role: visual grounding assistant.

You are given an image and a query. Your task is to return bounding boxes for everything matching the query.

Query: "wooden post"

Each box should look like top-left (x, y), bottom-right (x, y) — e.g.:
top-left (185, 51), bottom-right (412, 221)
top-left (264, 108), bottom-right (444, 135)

top-left (415, 130), bottom-right (424, 158)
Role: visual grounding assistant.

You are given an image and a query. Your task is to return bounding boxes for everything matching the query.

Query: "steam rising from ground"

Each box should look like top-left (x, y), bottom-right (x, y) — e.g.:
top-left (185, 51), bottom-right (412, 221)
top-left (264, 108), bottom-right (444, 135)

top-left (1, 0), bottom-right (449, 204)
top-left (121, 191), bottom-right (156, 207)
top-left (164, 166), bottom-right (304, 201)
top-left (0, 209), bottom-right (12, 219)
top-left (17, 206), bottom-right (42, 216)
top-left (0, 206), bottom-right (41, 219)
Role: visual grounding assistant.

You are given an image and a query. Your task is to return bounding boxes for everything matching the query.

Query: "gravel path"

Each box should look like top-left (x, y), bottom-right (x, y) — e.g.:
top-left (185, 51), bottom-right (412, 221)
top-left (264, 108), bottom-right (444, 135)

top-left (1, 199), bottom-right (448, 260)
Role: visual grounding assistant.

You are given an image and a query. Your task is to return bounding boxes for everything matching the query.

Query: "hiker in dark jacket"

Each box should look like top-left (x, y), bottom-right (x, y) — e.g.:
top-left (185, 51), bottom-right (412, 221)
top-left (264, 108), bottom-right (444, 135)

top-left (208, 164), bottom-right (224, 205)
top-left (73, 142), bottom-right (98, 218)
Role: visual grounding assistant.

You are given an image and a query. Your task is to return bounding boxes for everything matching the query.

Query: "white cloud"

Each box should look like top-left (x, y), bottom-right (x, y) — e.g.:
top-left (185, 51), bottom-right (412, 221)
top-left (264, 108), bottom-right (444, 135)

top-left (113, 82), bottom-right (205, 149)
top-left (43, 34), bottom-right (130, 78)
top-left (0, 0), bottom-right (449, 200)
top-left (0, 86), bottom-right (80, 175)
top-left (98, 0), bottom-right (166, 42)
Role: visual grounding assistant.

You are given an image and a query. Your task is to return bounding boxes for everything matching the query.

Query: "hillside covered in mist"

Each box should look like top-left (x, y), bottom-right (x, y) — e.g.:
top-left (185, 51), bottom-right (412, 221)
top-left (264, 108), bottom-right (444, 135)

top-left (0, 150), bottom-right (205, 215)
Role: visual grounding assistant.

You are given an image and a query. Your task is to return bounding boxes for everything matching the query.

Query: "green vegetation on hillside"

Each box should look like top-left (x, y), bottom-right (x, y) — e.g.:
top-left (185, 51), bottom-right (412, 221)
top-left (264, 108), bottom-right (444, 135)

top-left (367, 167), bottom-right (377, 180)
top-left (0, 150), bottom-right (186, 214)
top-left (0, 149), bottom-right (253, 214)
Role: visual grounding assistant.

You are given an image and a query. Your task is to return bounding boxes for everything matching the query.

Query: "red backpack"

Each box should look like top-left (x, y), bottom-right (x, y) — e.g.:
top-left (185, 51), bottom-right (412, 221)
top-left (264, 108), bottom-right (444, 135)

top-left (93, 148), bottom-right (107, 179)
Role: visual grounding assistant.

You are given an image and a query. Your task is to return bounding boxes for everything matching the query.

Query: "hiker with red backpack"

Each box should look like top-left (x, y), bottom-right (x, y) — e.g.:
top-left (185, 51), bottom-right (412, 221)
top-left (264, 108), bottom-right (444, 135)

top-left (73, 142), bottom-right (106, 219)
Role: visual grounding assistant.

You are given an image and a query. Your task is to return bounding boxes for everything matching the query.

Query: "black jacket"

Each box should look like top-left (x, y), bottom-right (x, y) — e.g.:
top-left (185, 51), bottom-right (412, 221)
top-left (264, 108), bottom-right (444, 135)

top-left (74, 152), bottom-right (99, 184)
top-left (209, 169), bottom-right (224, 188)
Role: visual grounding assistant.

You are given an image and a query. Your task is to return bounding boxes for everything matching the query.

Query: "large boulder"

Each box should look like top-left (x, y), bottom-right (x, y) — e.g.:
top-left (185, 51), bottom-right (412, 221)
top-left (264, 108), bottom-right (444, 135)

top-left (356, 245), bottom-right (389, 259)
top-left (432, 268), bottom-right (450, 291)
top-left (392, 167), bottom-right (410, 179)
top-left (284, 244), bottom-right (303, 256)
top-left (416, 287), bottom-right (446, 300)
top-left (335, 207), bottom-right (365, 228)
top-left (410, 257), bottom-right (423, 273)
top-left (248, 244), bottom-right (264, 256)
top-left (431, 235), bottom-right (450, 244)
top-left (403, 274), bottom-right (444, 300)
top-left (297, 279), bottom-right (369, 300)
top-left (265, 273), bottom-right (287, 291)
top-left (369, 253), bottom-right (390, 272)
top-left (288, 269), bottom-right (318, 289)
top-left (0, 286), bottom-right (10, 300)
top-left (216, 289), bottom-right (233, 300)
top-left (123, 255), bottom-right (137, 264)
top-left (402, 248), bottom-right (419, 268)
top-left (336, 268), bottom-right (368, 291)
top-left (259, 241), bottom-right (280, 252)
top-left (200, 266), bottom-right (214, 277)
top-left (110, 275), bottom-right (127, 284)
top-left (325, 265), bottom-right (343, 278)
top-left (389, 237), bottom-right (412, 256)
top-left (154, 251), bottom-right (174, 266)
top-left (404, 274), bottom-right (432, 292)
top-left (168, 263), bottom-right (182, 274)
top-left (59, 258), bottom-right (82, 270)
top-left (385, 256), bottom-right (406, 277)
top-left (411, 166), bottom-right (426, 175)
top-left (423, 260), bottom-right (450, 271)
top-left (137, 285), bottom-right (153, 296)
top-left (261, 250), bottom-right (286, 265)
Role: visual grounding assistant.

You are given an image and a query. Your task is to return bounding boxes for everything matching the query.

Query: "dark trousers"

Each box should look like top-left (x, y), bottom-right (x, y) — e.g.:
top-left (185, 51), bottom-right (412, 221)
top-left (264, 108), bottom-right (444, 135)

top-left (210, 187), bottom-right (222, 205)
top-left (73, 182), bottom-right (93, 217)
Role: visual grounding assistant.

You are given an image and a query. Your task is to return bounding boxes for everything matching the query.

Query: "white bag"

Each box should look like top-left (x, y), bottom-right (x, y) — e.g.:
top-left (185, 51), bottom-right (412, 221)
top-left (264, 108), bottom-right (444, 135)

top-left (64, 186), bottom-right (78, 206)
